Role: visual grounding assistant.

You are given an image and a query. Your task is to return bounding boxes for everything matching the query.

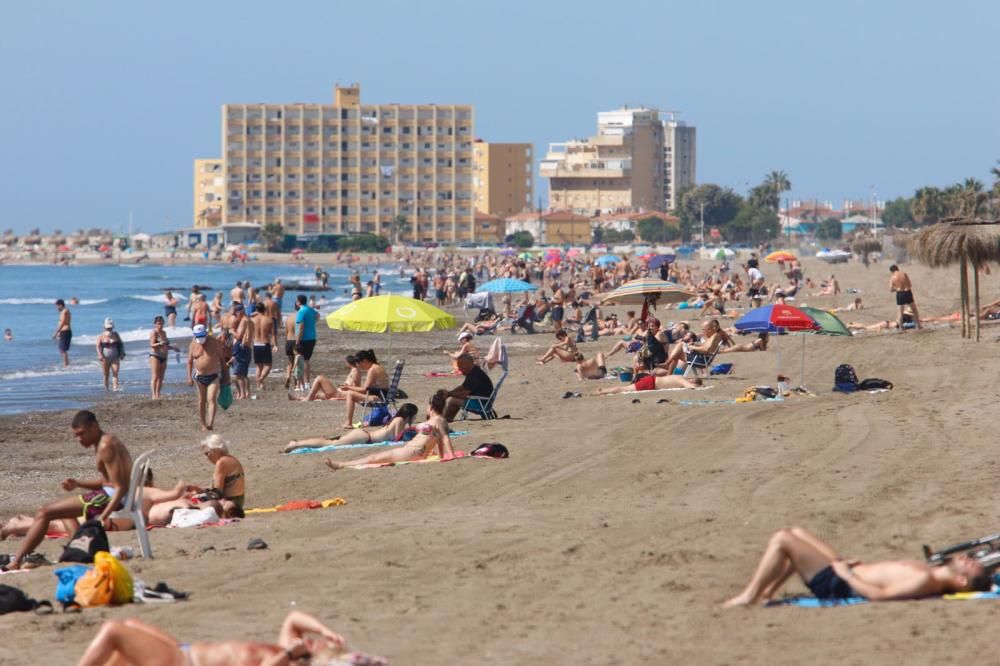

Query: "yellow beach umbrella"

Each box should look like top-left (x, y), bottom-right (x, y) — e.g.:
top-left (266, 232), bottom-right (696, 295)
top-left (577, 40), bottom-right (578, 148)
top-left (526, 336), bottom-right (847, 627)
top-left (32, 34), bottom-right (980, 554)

top-left (325, 294), bottom-right (455, 357)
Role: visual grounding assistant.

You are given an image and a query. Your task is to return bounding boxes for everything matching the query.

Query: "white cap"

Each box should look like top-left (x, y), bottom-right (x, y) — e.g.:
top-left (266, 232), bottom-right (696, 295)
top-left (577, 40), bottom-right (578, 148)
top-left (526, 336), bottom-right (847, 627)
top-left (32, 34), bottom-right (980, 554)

top-left (103, 318), bottom-right (114, 329)
top-left (192, 324), bottom-right (208, 342)
top-left (457, 330), bottom-right (473, 341)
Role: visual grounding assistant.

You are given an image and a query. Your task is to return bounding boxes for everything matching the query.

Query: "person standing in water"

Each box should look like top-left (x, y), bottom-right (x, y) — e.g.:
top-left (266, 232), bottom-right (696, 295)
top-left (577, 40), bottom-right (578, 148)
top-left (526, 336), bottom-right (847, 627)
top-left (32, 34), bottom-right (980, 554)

top-left (95, 318), bottom-right (124, 391)
top-left (148, 315), bottom-right (179, 399)
top-left (52, 299), bottom-right (72, 367)
top-left (163, 291), bottom-right (179, 328)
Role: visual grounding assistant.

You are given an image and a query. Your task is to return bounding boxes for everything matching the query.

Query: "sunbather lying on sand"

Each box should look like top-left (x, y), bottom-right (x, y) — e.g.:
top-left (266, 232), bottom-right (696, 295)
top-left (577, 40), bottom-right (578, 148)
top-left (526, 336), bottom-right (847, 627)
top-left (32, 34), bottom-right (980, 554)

top-left (576, 352), bottom-right (608, 380)
top-left (325, 391), bottom-right (454, 470)
top-left (594, 374), bottom-right (702, 395)
top-left (722, 526), bottom-right (990, 607)
top-left (719, 332), bottom-right (769, 353)
top-left (76, 610), bottom-right (386, 666)
top-left (288, 354), bottom-right (360, 401)
top-left (285, 403), bottom-right (419, 452)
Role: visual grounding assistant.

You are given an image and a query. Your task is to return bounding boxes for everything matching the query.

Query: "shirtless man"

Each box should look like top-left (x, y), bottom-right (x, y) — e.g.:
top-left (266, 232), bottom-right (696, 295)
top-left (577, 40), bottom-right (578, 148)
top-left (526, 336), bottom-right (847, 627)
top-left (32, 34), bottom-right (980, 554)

top-left (230, 302), bottom-right (254, 399)
top-left (576, 352), bottom-right (609, 380)
top-left (251, 299), bottom-right (278, 391)
top-left (190, 293), bottom-right (210, 329)
top-left (283, 303), bottom-right (299, 389)
top-left (271, 278), bottom-right (285, 321)
top-left (187, 324), bottom-right (224, 431)
top-left (184, 285), bottom-right (200, 322)
top-left (550, 282), bottom-right (571, 334)
top-left (889, 264), bottom-right (921, 331)
top-left (722, 526), bottom-right (989, 607)
top-left (230, 280), bottom-right (244, 306)
top-left (6, 410), bottom-right (131, 570)
top-left (52, 298), bottom-right (72, 366)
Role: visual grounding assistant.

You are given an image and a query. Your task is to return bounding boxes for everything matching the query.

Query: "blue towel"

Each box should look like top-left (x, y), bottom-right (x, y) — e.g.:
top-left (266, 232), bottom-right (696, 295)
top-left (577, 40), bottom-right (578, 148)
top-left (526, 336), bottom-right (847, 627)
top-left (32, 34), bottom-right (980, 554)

top-left (287, 431), bottom-right (469, 455)
top-left (767, 590), bottom-right (1000, 608)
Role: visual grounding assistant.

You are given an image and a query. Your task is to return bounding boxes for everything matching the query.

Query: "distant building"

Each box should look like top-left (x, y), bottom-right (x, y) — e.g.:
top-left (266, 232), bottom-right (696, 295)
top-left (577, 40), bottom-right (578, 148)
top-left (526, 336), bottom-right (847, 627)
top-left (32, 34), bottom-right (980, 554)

top-left (503, 210), bottom-right (590, 245)
top-left (474, 211), bottom-right (506, 243)
top-left (177, 222), bottom-right (261, 249)
top-left (472, 141), bottom-right (533, 218)
top-left (593, 210), bottom-right (680, 236)
top-left (194, 159), bottom-right (225, 227)
top-left (221, 84), bottom-right (475, 242)
top-left (541, 107), bottom-right (696, 215)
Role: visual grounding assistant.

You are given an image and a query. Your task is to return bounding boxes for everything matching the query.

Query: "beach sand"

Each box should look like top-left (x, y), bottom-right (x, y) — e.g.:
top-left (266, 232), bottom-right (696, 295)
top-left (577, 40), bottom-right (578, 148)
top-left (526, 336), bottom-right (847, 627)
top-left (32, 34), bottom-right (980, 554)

top-left (3, 256), bottom-right (1000, 664)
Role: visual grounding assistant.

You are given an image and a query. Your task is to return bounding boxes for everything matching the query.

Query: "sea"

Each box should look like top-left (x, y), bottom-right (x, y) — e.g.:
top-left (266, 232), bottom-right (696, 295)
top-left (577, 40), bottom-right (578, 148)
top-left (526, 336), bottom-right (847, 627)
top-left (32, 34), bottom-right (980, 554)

top-left (0, 261), bottom-right (410, 416)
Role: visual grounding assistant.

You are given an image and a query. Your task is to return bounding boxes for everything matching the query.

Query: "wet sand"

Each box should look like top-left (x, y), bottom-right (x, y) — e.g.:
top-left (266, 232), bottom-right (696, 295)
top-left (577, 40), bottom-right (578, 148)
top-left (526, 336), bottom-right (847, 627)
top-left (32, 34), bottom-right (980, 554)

top-left (3, 256), bottom-right (1000, 664)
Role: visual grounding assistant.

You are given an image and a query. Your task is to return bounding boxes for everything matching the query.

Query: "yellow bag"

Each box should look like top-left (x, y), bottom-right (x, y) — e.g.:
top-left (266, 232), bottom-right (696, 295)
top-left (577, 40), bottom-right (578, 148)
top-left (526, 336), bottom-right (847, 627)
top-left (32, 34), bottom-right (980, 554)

top-left (74, 551), bottom-right (133, 607)
top-left (97, 551), bottom-right (134, 605)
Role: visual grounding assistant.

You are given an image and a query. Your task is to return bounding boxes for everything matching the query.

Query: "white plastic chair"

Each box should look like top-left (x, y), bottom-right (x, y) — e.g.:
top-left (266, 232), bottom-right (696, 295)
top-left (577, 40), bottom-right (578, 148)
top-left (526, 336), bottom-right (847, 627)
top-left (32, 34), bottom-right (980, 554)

top-left (110, 450), bottom-right (154, 559)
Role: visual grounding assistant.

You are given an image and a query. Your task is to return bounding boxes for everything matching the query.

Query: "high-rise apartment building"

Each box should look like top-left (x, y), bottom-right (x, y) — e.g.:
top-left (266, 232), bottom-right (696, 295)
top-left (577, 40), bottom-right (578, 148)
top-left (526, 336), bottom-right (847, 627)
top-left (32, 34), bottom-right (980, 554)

top-left (472, 141), bottom-right (534, 218)
top-left (193, 159), bottom-right (225, 227)
top-left (221, 84), bottom-right (476, 242)
top-left (540, 107), bottom-right (696, 216)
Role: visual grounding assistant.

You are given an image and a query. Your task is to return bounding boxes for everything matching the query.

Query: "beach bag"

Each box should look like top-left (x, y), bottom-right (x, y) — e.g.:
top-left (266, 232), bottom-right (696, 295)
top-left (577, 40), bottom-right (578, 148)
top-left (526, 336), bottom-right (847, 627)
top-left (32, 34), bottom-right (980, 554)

top-left (471, 443), bottom-right (509, 459)
top-left (710, 363), bottom-right (734, 376)
top-left (0, 584), bottom-right (51, 615)
top-left (54, 565), bottom-right (92, 605)
top-left (59, 519), bottom-right (109, 564)
top-left (857, 378), bottom-right (893, 391)
top-left (98, 552), bottom-right (133, 605)
top-left (833, 364), bottom-right (859, 393)
top-left (363, 404), bottom-right (391, 427)
top-left (217, 384), bottom-right (234, 410)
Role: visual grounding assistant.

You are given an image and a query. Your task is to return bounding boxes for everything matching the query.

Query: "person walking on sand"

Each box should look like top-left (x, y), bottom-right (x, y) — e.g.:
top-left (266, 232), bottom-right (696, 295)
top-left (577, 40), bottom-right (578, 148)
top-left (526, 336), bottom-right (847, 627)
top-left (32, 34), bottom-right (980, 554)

top-left (4, 410), bottom-right (131, 571)
top-left (283, 302), bottom-right (299, 389)
top-left (294, 294), bottom-right (319, 386)
top-left (187, 324), bottom-right (224, 431)
top-left (53, 298), bottom-right (72, 367)
top-left (722, 526), bottom-right (989, 607)
top-left (230, 302), bottom-right (253, 399)
top-left (889, 265), bottom-right (921, 331)
top-left (251, 299), bottom-right (278, 391)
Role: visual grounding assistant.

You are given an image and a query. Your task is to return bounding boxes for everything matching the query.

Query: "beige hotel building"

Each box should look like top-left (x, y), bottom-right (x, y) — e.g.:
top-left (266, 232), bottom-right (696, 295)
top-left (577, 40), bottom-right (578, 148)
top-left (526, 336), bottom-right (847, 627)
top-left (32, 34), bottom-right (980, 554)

top-left (472, 141), bottom-right (534, 218)
top-left (541, 107), bottom-right (696, 216)
top-left (219, 84), bottom-right (477, 242)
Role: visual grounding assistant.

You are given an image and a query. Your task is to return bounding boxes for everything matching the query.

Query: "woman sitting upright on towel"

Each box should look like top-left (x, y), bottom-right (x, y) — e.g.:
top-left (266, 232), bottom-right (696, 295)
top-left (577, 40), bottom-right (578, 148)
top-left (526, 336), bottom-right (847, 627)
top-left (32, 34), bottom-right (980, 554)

top-left (285, 403), bottom-right (419, 452)
top-left (325, 391), bottom-right (454, 470)
top-left (288, 354), bottom-right (360, 401)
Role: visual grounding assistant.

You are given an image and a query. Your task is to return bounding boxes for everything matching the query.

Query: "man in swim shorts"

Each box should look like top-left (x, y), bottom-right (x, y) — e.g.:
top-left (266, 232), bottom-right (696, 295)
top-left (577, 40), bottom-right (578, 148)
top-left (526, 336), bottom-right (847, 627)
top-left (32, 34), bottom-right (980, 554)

top-left (294, 294), bottom-right (319, 386)
top-left (230, 302), bottom-right (253, 399)
top-left (722, 527), bottom-right (990, 607)
top-left (52, 298), bottom-right (72, 367)
top-left (251, 299), bottom-right (278, 391)
top-left (889, 264), bottom-right (921, 331)
top-left (187, 324), bottom-right (225, 431)
top-left (7, 410), bottom-right (132, 570)
top-left (594, 374), bottom-right (701, 395)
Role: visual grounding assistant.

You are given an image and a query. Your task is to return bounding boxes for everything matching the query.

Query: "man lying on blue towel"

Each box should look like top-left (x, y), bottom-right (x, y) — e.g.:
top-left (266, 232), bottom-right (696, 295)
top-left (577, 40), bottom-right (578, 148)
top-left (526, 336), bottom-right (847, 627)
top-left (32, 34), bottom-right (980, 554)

top-left (722, 527), bottom-right (990, 608)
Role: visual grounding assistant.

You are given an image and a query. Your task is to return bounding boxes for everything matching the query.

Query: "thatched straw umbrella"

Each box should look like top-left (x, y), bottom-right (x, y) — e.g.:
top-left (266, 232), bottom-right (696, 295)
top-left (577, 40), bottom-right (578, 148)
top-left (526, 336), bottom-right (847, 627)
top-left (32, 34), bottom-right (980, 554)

top-left (911, 217), bottom-right (1000, 340)
top-left (851, 237), bottom-right (883, 255)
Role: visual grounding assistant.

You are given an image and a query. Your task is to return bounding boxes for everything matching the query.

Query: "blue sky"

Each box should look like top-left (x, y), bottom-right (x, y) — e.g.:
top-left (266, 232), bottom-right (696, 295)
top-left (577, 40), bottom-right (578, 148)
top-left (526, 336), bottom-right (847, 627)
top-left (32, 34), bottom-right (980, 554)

top-left (1, 0), bottom-right (996, 234)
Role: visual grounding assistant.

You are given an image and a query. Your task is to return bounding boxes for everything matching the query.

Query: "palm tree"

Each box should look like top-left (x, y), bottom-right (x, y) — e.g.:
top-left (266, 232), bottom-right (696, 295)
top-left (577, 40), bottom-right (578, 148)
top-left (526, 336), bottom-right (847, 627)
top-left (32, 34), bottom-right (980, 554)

top-left (991, 160), bottom-right (1000, 183)
top-left (764, 170), bottom-right (791, 210)
top-left (959, 178), bottom-right (986, 217)
top-left (389, 214), bottom-right (410, 244)
top-left (911, 187), bottom-right (943, 225)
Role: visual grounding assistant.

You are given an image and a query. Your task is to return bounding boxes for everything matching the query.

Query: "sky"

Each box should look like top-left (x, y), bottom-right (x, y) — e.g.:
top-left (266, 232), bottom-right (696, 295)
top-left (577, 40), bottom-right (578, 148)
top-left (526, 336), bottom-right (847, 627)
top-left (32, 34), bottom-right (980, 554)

top-left (0, 0), bottom-right (997, 235)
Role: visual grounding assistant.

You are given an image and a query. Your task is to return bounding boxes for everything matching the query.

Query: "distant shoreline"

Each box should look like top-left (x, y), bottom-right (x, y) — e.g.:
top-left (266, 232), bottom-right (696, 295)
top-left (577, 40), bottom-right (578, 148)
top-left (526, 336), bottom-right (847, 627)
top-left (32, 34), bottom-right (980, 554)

top-left (0, 250), bottom-right (391, 267)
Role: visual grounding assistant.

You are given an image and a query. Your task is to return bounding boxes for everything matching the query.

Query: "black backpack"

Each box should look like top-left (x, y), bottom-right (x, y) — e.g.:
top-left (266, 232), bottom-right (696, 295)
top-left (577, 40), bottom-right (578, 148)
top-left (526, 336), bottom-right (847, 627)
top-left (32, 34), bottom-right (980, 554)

top-left (833, 364), bottom-right (859, 393)
top-left (59, 519), bottom-right (109, 564)
top-left (0, 584), bottom-right (51, 615)
top-left (858, 378), bottom-right (893, 391)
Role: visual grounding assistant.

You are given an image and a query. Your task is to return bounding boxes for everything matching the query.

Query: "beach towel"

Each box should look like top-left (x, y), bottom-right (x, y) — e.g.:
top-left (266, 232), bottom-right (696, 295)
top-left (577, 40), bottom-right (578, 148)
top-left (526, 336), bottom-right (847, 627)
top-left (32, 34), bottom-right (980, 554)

top-left (767, 590), bottom-right (1000, 608)
top-left (484, 336), bottom-right (508, 371)
top-left (424, 371), bottom-right (459, 377)
top-left (285, 431), bottom-right (469, 455)
top-left (169, 506), bottom-right (219, 529)
top-left (341, 450), bottom-right (507, 470)
top-left (244, 498), bottom-right (346, 515)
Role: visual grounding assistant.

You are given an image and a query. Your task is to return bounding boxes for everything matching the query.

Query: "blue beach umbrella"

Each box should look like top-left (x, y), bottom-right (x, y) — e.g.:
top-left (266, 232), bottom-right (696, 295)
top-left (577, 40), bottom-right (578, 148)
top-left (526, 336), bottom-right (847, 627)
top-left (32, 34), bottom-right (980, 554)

top-left (647, 254), bottom-right (674, 270)
top-left (595, 254), bottom-right (621, 266)
top-left (477, 278), bottom-right (536, 293)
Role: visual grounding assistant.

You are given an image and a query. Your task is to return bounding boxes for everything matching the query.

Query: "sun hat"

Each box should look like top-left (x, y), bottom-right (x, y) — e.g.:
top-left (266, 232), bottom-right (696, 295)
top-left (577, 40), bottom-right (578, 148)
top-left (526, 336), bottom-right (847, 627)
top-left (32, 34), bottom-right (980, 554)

top-left (457, 330), bottom-right (473, 341)
top-left (103, 318), bottom-right (114, 329)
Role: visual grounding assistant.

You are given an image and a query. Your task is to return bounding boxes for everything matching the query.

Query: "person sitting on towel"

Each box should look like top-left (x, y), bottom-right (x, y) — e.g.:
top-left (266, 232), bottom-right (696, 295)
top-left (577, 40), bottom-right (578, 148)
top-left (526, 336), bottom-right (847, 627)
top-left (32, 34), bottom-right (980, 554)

top-left (722, 527), bottom-right (990, 607)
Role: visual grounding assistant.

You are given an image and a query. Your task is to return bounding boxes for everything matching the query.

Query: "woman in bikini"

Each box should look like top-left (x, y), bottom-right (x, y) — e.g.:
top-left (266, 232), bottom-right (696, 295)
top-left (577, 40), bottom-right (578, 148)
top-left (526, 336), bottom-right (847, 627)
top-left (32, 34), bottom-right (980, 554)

top-left (718, 331), bottom-right (769, 353)
top-left (535, 329), bottom-right (578, 365)
top-left (284, 403), bottom-right (419, 452)
top-left (186, 434), bottom-right (245, 517)
top-left (325, 390), bottom-right (454, 470)
top-left (96, 318), bottom-right (124, 392)
top-left (76, 610), bottom-right (384, 666)
top-left (288, 354), bottom-right (361, 402)
top-left (149, 315), bottom-right (179, 399)
top-left (338, 349), bottom-right (390, 429)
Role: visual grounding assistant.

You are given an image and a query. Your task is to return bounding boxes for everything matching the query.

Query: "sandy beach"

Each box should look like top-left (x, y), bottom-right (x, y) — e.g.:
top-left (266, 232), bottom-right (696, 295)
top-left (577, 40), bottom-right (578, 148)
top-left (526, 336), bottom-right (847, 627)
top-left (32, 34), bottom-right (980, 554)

top-left (3, 256), bottom-right (1000, 664)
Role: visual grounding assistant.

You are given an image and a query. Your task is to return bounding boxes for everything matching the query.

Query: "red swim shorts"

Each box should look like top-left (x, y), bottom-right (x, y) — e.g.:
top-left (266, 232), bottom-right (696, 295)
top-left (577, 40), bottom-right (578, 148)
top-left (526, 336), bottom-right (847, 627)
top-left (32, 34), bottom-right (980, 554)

top-left (634, 374), bottom-right (656, 392)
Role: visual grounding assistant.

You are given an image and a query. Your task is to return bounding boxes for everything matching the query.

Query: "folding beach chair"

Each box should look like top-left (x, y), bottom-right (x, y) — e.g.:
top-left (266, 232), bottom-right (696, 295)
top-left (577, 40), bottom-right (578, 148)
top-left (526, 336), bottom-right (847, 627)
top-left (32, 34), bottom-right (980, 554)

top-left (575, 305), bottom-right (600, 343)
top-left (460, 370), bottom-right (507, 420)
top-left (110, 450), bottom-right (154, 559)
top-left (683, 344), bottom-right (721, 378)
top-left (362, 359), bottom-right (405, 423)
top-left (511, 304), bottom-right (535, 334)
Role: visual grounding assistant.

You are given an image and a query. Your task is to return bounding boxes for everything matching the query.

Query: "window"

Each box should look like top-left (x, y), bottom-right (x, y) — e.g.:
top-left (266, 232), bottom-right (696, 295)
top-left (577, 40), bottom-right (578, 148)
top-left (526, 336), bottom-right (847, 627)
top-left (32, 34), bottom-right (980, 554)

top-left (383, 126), bottom-right (393, 134)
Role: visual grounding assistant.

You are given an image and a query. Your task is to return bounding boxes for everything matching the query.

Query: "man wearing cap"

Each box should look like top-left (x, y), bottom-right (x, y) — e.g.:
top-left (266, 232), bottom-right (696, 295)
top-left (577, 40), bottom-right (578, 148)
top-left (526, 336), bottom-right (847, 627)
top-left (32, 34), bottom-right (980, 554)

top-left (187, 324), bottom-right (225, 431)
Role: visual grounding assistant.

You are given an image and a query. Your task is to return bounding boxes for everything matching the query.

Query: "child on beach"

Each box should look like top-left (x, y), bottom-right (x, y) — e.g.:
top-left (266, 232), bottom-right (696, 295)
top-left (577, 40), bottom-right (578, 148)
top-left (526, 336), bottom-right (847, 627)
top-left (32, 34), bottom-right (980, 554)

top-left (292, 350), bottom-right (307, 391)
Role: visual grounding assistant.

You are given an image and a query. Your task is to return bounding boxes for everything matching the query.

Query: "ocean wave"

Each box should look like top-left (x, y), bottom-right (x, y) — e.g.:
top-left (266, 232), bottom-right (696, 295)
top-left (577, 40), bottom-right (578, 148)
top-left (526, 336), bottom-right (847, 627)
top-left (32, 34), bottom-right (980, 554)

top-left (73, 325), bottom-right (194, 345)
top-left (0, 298), bottom-right (109, 306)
top-left (0, 362), bottom-right (100, 381)
top-left (129, 293), bottom-right (187, 303)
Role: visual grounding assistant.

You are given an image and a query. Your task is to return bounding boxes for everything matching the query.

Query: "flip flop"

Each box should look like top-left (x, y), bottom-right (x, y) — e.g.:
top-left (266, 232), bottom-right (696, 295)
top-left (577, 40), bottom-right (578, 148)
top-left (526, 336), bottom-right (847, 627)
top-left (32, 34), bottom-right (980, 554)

top-left (631, 398), bottom-right (641, 404)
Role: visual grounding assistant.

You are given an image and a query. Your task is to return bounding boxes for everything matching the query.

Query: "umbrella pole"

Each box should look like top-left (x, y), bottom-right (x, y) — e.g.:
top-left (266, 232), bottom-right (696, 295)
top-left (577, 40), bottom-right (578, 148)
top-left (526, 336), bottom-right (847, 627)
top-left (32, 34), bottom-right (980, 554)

top-left (974, 265), bottom-right (981, 342)
top-left (799, 333), bottom-right (806, 391)
top-left (958, 259), bottom-right (967, 338)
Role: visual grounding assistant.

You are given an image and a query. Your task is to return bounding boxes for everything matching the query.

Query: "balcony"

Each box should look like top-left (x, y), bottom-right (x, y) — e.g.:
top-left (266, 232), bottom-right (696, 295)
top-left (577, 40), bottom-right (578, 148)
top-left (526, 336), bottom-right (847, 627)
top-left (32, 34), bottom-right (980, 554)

top-left (539, 159), bottom-right (631, 178)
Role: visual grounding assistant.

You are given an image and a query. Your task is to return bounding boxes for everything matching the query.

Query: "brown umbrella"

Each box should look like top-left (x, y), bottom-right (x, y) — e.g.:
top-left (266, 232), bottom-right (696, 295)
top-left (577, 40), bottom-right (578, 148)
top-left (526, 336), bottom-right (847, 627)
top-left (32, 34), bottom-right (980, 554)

top-left (911, 217), bottom-right (1000, 340)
